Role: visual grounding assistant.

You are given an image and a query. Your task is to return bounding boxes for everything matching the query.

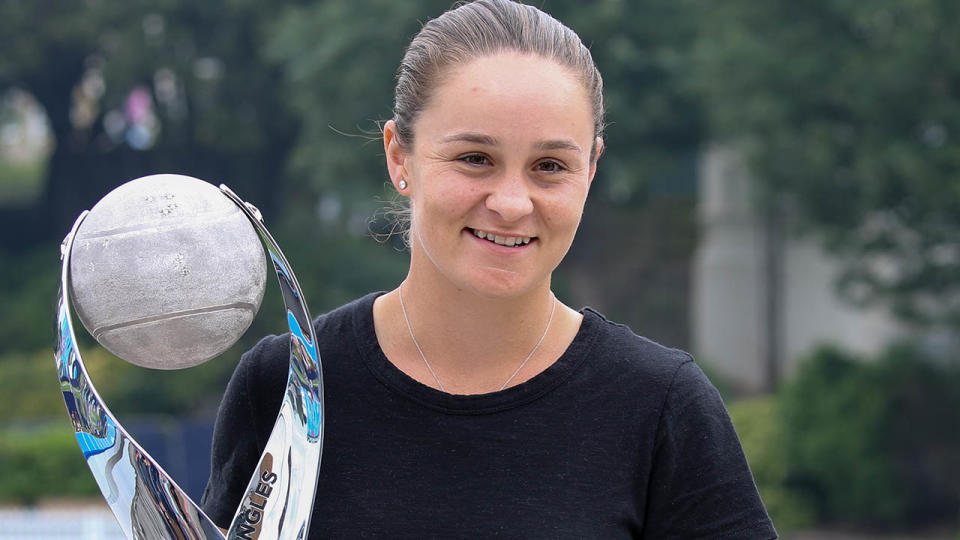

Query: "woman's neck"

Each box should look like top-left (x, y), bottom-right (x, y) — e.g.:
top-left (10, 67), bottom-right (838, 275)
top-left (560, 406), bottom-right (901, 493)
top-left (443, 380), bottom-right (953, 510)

top-left (374, 265), bottom-right (575, 394)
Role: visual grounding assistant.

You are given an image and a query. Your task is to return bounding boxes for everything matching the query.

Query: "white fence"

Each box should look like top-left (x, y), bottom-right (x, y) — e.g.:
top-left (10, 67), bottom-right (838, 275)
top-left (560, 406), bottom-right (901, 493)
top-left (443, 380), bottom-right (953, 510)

top-left (0, 508), bottom-right (124, 539)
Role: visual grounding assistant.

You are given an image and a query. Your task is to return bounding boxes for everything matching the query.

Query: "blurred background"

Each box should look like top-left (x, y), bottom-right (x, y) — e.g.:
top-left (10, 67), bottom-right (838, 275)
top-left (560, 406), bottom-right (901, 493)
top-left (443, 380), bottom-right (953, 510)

top-left (0, 1), bottom-right (958, 538)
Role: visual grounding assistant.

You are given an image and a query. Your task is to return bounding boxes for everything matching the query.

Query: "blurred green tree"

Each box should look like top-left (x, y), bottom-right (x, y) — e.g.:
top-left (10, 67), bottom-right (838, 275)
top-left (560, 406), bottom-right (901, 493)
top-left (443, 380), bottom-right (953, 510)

top-left (0, 0), bottom-right (299, 251)
top-left (779, 344), bottom-right (960, 527)
top-left (690, 0), bottom-right (960, 328)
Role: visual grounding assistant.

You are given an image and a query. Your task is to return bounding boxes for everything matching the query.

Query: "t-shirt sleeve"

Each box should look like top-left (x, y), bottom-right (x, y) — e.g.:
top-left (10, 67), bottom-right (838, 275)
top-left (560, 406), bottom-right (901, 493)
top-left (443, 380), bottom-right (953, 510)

top-left (200, 341), bottom-right (271, 528)
top-left (643, 360), bottom-right (778, 539)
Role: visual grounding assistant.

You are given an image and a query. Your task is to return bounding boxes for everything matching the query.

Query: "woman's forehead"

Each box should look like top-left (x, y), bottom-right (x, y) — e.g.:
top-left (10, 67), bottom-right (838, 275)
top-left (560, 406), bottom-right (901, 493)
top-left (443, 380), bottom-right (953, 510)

top-left (436, 53), bottom-right (587, 104)
top-left (416, 53), bottom-right (594, 147)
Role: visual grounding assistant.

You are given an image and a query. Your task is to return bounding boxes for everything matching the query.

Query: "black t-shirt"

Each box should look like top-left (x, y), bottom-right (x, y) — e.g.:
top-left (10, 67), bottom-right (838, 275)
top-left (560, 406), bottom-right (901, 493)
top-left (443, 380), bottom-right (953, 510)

top-left (202, 292), bottom-right (777, 539)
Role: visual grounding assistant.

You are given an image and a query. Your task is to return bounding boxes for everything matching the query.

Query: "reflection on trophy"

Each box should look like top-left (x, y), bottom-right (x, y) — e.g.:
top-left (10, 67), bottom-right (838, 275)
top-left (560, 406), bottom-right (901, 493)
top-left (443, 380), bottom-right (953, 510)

top-left (54, 174), bottom-right (324, 539)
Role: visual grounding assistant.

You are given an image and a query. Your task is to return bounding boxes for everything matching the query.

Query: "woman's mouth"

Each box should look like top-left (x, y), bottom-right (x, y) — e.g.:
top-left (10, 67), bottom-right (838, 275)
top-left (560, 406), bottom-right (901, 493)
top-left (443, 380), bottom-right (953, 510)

top-left (469, 228), bottom-right (533, 248)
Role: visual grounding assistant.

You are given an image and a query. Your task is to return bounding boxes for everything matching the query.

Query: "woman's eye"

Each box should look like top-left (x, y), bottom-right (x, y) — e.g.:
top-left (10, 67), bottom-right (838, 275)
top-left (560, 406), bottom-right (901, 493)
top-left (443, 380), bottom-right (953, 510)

top-left (536, 160), bottom-right (565, 173)
top-left (459, 154), bottom-right (490, 166)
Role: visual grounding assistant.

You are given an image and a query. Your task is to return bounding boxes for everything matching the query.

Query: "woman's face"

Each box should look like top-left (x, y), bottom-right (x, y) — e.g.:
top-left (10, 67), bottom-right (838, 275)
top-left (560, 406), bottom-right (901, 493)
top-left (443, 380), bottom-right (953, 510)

top-left (386, 52), bottom-right (601, 298)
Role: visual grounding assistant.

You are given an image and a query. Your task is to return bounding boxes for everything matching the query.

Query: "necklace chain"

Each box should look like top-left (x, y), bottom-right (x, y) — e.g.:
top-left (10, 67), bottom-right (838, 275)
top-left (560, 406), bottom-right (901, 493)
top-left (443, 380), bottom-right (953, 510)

top-left (397, 283), bottom-right (557, 392)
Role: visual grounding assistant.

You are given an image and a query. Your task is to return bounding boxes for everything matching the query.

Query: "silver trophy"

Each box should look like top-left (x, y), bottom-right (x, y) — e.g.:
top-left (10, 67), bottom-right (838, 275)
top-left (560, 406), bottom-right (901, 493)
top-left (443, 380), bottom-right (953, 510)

top-left (54, 174), bottom-right (323, 539)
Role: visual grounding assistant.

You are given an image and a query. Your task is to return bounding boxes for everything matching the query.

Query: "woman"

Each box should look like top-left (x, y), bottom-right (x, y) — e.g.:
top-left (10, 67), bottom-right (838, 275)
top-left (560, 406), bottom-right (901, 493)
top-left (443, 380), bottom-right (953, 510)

top-left (203, 1), bottom-right (777, 538)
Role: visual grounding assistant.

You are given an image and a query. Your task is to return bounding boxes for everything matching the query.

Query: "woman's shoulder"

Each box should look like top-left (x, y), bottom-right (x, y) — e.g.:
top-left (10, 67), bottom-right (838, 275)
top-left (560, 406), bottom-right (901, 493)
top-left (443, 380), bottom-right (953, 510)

top-left (579, 307), bottom-right (710, 396)
top-left (581, 307), bottom-right (693, 371)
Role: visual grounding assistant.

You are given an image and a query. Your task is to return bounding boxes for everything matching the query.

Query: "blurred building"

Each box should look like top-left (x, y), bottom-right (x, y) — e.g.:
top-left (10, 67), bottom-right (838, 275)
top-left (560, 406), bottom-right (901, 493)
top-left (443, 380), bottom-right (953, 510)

top-left (692, 146), bottom-right (903, 391)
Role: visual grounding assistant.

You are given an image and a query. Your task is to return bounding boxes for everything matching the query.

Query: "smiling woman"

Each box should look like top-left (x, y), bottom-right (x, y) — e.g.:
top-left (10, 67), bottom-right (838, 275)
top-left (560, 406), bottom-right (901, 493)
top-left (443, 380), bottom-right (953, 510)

top-left (202, 1), bottom-right (778, 538)
top-left (384, 52), bottom-right (598, 310)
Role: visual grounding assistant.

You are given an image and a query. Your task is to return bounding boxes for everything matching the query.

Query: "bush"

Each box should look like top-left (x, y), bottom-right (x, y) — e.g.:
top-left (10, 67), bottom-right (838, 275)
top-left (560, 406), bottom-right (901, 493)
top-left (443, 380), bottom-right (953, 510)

top-left (0, 348), bottom-right (73, 419)
top-left (0, 421), bottom-right (100, 504)
top-left (874, 344), bottom-right (960, 526)
top-left (779, 344), bottom-right (960, 528)
top-left (780, 346), bottom-right (904, 524)
top-left (729, 397), bottom-right (817, 534)
top-left (1, 342), bottom-right (237, 422)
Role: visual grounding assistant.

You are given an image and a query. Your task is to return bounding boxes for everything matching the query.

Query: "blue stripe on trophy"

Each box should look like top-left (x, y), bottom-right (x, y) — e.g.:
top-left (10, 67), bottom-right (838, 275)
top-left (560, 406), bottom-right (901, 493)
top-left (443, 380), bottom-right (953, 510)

top-left (76, 421), bottom-right (118, 458)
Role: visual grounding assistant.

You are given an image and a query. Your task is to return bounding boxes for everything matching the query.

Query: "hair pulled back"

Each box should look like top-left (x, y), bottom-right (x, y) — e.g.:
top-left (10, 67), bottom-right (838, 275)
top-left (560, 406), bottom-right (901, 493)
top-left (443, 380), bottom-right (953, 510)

top-left (393, 0), bottom-right (605, 159)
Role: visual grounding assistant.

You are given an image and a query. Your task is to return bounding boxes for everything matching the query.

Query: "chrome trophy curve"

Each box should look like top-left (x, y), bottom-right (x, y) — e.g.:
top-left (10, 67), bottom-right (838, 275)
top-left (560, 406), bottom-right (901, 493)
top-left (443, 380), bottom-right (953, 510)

top-left (54, 185), bottom-right (324, 539)
top-left (219, 184), bottom-right (324, 540)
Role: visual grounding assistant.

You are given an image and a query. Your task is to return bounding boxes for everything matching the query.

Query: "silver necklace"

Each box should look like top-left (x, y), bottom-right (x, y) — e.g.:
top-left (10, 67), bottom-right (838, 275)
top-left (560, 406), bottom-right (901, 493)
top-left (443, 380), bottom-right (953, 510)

top-left (397, 284), bottom-right (557, 392)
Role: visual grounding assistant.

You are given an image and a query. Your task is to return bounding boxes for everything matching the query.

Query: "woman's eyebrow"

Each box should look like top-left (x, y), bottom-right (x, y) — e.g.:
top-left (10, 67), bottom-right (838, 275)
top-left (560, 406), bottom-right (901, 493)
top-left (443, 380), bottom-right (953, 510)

top-left (535, 139), bottom-right (582, 153)
top-left (438, 133), bottom-right (582, 154)
top-left (438, 132), bottom-right (499, 146)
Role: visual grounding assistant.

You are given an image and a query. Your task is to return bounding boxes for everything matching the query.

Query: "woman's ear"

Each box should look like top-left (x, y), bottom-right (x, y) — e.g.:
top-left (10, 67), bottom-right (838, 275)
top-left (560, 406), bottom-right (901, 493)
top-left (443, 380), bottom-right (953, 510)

top-left (383, 120), bottom-right (409, 193)
top-left (587, 136), bottom-right (604, 188)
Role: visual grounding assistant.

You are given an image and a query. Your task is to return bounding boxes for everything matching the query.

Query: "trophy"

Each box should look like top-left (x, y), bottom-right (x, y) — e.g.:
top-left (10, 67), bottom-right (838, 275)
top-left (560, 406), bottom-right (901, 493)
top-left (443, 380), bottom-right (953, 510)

top-left (54, 174), bottom-right (324, 539)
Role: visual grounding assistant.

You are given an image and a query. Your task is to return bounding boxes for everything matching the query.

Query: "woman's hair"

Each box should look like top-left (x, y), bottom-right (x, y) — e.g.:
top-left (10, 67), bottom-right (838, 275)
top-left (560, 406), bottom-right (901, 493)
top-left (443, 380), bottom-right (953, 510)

top-left (392, 0), bottom-right (605, 159)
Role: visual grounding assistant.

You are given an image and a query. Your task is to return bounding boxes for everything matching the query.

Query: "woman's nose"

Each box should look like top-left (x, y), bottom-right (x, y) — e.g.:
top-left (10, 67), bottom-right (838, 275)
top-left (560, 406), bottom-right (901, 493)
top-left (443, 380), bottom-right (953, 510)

top-left (485, 173), bottom-right (534, 222)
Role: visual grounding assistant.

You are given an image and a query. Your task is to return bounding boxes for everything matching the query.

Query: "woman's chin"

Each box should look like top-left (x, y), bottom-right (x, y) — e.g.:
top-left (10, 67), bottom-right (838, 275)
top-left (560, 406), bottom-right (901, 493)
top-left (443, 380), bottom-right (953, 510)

top-left (457, 268), bottom-right (546, 300)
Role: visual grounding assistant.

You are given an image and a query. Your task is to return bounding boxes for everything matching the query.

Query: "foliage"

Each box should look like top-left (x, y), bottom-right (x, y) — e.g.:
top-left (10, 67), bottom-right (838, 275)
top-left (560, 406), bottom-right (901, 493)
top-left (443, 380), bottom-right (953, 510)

top-left (728, 397), bottom-right (817, 534)
top-left (780, 346), bottom-right (904, 524)
top-left (0, 158), bottom-right (44, 204)
top-left (690, 0), bottom-right (960, 328)
top-left (872, 344), bottom-right (960, 526)
top-left (0, 348), bottom-right (71, 420)
top-left (0, 247), bottom-right (58, 353)
top-left (0, 343), bottom-right (237, 421)
top-left (779, 344), bottom-right (960, 528)
top-left (730, 344), bottom-right (960, 531)
top-left (0, 421), bottom-right (100, 504)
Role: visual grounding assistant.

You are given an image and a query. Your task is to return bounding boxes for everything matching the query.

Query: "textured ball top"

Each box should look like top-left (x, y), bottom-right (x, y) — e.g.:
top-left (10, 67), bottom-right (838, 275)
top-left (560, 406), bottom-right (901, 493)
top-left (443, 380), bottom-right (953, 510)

top-left (69, 174), bottom-right (267, 369)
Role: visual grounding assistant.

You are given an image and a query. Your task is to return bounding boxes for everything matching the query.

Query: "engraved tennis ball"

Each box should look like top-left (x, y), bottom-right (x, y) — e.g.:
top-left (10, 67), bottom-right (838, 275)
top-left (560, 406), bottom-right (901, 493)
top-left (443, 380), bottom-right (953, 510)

top-left (69, 174), bottom-right (266, 369)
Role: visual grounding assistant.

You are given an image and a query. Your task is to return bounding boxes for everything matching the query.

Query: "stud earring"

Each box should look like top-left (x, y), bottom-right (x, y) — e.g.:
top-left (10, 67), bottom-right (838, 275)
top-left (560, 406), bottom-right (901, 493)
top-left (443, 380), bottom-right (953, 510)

top-left (398, 179), bottom-right (408, 190)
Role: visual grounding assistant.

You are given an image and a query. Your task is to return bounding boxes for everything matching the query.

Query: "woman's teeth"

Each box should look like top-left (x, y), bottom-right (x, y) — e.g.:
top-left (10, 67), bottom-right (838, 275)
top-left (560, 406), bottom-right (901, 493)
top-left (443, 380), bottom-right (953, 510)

top-left (471, 229), bottom-right (531, 247)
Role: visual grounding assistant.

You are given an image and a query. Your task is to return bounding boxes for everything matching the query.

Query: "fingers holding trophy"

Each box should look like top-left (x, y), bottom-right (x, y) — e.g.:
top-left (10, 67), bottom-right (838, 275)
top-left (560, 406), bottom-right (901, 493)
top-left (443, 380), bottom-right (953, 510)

top-left (55, 174), bottom-right (324, 539)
